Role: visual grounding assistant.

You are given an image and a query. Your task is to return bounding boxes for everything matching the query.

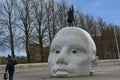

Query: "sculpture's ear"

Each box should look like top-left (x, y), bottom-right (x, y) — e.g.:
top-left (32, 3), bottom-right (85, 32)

top-left (93, 56), bottom-right (99, 65)
top-left (90, 56), bottom-right (99, 76)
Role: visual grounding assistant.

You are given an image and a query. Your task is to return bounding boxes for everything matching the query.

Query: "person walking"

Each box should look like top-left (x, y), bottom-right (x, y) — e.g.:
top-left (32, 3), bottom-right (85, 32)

top-left (5, 55), bottom-right (17, 80)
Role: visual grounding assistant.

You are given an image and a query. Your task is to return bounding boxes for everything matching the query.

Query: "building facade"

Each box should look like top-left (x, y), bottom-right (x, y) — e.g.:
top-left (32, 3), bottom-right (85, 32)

top-left (29, 44), bottom-right (49, 62)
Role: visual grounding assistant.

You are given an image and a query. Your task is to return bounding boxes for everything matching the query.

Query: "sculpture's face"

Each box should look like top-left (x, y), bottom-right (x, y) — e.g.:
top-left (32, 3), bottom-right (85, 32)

top-left (48, 27), bottom-right (97, 77)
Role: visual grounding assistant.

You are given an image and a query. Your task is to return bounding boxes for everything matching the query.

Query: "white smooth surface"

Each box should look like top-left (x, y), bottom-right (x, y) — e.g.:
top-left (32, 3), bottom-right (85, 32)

top-left (48, 27), bottom-right (98, 77)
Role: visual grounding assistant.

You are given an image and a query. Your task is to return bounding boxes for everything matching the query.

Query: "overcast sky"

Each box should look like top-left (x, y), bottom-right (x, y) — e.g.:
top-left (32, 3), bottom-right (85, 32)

top-left (67, 0), bottom-right (120, 26)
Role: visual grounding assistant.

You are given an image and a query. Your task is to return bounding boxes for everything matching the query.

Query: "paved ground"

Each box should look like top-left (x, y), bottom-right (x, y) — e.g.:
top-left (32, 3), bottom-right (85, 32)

top-left (0, 65), bottom-right (120, 80)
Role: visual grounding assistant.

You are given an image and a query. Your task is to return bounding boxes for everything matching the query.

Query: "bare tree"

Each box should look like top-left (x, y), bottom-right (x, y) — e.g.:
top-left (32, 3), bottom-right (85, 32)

top-left (77, 13), bottom-right (85, 28)
top-left (0, 0), bottom-right (17, 58)
top-left (15, 0), bottom-right (33, 62)
top-left (32, 0), bottom-right (47, 62)
top-left (51, 0), bottom-right (56, 36)
top-left (57, 0), bottom-right (68, 28)
top-left (45, 0), bottom-right (57, 44)
top-left (0, 27), bottom-right (4, 46)
top-left (96, 18), bottom-right (107, 59)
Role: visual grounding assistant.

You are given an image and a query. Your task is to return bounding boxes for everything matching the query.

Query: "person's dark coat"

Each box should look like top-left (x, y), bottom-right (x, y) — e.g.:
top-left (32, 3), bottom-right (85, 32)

top-left (5, 59), bottom-right (17, 72)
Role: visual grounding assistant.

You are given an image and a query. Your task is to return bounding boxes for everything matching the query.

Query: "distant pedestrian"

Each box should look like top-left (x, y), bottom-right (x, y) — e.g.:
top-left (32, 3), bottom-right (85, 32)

top-left (5, 55), bottom-right (17, 80)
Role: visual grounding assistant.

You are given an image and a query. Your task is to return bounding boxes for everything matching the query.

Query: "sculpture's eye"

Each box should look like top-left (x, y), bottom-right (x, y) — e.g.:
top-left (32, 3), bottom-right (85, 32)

top-left (72, 49), bottom-right (78, 54)
top-left (55, 49), bottom-right (61, 54)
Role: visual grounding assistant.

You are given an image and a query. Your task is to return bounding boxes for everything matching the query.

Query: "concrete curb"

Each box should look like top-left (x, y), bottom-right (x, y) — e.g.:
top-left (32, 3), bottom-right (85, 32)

top-left (0, 59), bottom-right (120, 73)
top-left (98, 59), bottom-right (120, 66)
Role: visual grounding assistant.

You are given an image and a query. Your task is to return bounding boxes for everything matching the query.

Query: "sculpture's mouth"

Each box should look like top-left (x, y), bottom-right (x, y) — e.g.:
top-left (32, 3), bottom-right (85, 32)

top-left (55, 68), bottom-right (73, 76)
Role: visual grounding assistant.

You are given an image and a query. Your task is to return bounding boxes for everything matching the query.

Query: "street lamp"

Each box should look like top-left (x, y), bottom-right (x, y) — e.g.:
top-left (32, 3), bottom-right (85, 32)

top-left (113, 27), bottom-right (120, 59)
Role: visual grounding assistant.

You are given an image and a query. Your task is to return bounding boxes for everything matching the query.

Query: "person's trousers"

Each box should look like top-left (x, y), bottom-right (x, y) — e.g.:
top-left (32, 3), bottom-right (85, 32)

top-left (8, 71), bottom-right (14, 80)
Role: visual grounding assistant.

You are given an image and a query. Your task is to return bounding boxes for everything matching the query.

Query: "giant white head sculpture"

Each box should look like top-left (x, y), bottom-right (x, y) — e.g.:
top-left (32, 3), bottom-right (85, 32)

top-left (48, 27), bottom-right (98, 77)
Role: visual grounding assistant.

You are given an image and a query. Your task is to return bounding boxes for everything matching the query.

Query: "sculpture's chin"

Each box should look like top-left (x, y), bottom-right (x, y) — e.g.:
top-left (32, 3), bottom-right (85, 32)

top-left (56, 71), bottom-right (71, 77)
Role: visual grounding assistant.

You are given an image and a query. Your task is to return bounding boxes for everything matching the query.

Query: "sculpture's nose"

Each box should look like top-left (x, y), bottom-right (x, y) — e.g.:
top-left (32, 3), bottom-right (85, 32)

top-left (56, 49), bottom-right (68, 65)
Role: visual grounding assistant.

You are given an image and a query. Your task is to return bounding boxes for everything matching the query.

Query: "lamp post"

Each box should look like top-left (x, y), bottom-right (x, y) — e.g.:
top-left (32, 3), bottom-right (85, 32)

top-left (0, 55), bottom-right (1, 65)
top-left (113, 27), bottom-right (120, 59)
top-left (0, 56), bottom-right (1, 65)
